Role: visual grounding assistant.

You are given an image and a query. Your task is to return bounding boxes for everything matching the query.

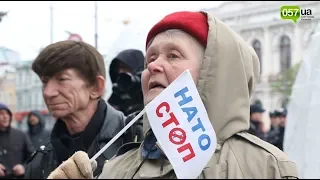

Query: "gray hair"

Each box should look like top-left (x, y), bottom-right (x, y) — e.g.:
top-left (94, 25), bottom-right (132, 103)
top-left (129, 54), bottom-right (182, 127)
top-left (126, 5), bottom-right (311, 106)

top-left (146, 29), bottom-right (205, 62)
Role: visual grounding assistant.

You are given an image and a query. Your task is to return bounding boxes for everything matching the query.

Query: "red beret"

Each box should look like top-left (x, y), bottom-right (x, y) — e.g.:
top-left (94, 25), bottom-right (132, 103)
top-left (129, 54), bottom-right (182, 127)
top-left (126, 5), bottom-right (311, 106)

top-left (146, 11), bottom-right (208, 50)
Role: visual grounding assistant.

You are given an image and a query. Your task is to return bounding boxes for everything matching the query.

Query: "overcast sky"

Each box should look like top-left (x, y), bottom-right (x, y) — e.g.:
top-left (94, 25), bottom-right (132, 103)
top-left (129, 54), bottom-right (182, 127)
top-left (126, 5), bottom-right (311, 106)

top-left (0, 1), bottom-right (224, 60)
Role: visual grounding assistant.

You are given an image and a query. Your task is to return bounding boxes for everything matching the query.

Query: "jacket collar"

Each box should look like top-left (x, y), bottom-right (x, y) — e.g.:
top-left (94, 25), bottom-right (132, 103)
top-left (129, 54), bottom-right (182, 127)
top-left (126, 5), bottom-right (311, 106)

top-left (94, 102), bottom-right (127, 159)
top-left (50, 99), bottom-right (107, 163)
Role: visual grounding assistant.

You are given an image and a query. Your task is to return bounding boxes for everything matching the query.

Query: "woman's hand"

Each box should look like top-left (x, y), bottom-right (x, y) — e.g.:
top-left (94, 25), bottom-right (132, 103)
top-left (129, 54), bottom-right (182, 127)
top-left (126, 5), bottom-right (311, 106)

top-left (47, 151), bottom-right (97, 179)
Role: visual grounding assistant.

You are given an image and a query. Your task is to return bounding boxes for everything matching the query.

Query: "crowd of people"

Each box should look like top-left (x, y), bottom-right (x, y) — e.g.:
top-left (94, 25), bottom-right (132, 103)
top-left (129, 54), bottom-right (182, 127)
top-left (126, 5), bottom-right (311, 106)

top-left (0, 104), bottom-right (51, 178)
top-left (248, 104), bottom-right (287, 151)
top-left (0, 10), bottom-right (299, 179)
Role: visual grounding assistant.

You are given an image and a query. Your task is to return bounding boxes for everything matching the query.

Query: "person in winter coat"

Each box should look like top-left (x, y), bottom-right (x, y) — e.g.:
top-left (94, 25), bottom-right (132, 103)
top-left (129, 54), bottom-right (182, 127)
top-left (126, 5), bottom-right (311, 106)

top-left (108, 49), bottom-right (144, 116)
top-left (248, 104), bottom-right (268, 141)
top-left (23, 41), bottom-right (137, 179)
top-left (266, 110), bottom-right (282, 150)
top-left (47, 11), bottom-right (299, 179)
top-left (26, 110), bottom-right (51, 149)
top-left (108, 49), bottom-right (145, 143)
top-left (278, 109), bottom-right (287, 151)
top-left (0, 103), bottom-right (35, 179)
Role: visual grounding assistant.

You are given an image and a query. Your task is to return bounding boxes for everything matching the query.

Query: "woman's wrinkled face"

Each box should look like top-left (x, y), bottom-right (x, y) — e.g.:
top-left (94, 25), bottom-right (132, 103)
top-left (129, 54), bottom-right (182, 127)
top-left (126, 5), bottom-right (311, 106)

top-left (41, 68), bottom-right (93, 118)
top-left (142, 30), bottom-right (204, 105)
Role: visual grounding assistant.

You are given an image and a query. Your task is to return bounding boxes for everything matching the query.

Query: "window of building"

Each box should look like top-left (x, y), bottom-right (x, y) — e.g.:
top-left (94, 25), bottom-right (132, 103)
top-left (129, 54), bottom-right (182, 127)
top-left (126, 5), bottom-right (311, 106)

top-left (18, 73), bottom-right (22, 87)
top-left (17, 94), bottom-right (22, 111)
top-left (0, 92), bottom-right (3, 102)
top-left (8, 92), bottom-right (12, 106)
top-left (2, 92), bottom-right (6, 104)
top-left (279, 35), bottom-right (291, 72)
top-left (252, 39), bottom-right (262, 74)
top-left (29, 92), bottom-right (33, 109)
top-left (33, 91), bottom-right (37, 109)
top-left (23, 91), bottom-right (28, 110)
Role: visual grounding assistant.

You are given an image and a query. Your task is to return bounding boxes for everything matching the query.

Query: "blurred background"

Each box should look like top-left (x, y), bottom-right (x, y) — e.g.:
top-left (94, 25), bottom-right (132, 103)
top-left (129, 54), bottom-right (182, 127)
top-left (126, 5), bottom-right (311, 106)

top-left (0, 1), bottom-right (320, 177)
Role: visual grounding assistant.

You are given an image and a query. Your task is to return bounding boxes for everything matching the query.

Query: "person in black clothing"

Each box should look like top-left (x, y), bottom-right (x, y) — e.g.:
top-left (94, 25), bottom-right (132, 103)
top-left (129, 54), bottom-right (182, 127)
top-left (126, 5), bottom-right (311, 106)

top-left (108, 49), bottom-right (144, 116)
top-left (248, 104), bottom-right (268, 141)
top-left (26, 110), bottom-right (51, 149)
top-left (266, 110), bottom-right (282, 150)
top-left (270, 110), bottom-right (281, 127)
top-left (108, 49), bottom-right (145, 143)
top-left (24, 41), bottom-right (137, 179)
top-left (278, 109), bottom-right (287, 151)
top-left (0, 103), bottom-right (35, 179)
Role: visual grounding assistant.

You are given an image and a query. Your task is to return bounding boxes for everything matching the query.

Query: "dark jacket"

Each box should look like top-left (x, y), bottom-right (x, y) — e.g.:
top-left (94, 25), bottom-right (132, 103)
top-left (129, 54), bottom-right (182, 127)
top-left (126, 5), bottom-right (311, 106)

top-left (27, 111), bottom-right (51, 149)
top-left (0, 103), bottom-right (35, 178)
top-left (278, 127), bottom-right (285, 151)
top-left (266, 126), bottom-right (281, 150)
top-left (24, 99), bottom-right (140, 179)
top-left (108, 49), bottom-right (145, 116)
top-left (248, 120), bottom-right (268, 141)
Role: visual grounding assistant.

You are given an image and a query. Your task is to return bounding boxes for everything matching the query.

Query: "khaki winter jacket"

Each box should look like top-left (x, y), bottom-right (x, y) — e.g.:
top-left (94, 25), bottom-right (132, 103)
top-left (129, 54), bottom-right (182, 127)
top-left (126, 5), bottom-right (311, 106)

top-left (99, 11), bottom-right (299, 179)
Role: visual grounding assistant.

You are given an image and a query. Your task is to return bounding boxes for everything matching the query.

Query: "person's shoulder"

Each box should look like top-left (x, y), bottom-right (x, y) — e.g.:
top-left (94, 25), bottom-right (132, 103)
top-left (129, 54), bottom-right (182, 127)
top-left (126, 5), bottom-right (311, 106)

top-left (125, 111), bottom-right (143, 124)
top-left (37, 137), bottom-right (52, 150)
top-left (233, 132), bottom-right (287, 159)
top-left (9, 127), bottom-right (27, 136)
top-left (42, 129), bottom-right (51, 136)
top-left (105, 102), bottom-right (126, 121)
top-left (25, 138), bottom-right (53, 164)
top-left (24, 138), bottom-right (55, 179)
top-left (98, 102), bottom-right (127, 141)
top-left (100, 143), bottom-right (141, 179)
top-left (115, 142), bottom-right (141, 157)
top-left (228, 132), bottom-right (298, 178)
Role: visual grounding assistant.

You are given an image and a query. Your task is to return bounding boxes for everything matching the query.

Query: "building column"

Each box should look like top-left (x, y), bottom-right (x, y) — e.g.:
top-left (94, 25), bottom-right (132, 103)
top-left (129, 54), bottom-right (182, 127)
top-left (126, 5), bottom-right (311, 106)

top-left (293, 23), bottom-right (303, 65)
top-left (263, 26), bottom-right (271, 82)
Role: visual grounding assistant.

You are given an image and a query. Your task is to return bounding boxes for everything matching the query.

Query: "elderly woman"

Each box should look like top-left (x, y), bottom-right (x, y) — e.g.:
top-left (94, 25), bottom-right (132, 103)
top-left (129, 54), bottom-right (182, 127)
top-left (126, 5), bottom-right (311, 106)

top-left (47, 11), bottom-right (298, 179)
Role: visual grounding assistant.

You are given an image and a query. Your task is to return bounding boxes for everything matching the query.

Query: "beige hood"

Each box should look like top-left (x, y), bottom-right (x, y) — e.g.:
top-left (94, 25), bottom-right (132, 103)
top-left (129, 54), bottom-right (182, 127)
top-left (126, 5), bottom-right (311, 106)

top-left (99, 11), bottom-right (298, 180)
top-left (143, 11), bottom-right (260, 145)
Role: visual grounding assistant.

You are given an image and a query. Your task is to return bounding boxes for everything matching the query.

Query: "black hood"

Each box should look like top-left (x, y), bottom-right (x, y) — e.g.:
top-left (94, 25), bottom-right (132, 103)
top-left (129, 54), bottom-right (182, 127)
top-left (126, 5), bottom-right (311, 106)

top-left (0, 103), bottom-right (12, 119)
top-left (0, 103), bottom-right (12, 131)
top-left (109, 49), bottom-right (145, 83)
top-left (27, 110), bottom-right (45, 134)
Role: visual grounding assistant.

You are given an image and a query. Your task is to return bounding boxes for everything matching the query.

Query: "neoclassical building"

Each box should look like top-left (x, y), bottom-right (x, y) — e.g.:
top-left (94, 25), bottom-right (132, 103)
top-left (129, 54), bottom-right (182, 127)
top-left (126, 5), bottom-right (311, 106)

top-left (0, 47), bottom-right (20, 117)
top-left (12, 60), bottom-right (55, 131)
top-left (203, 1), bottom-right (320, 111)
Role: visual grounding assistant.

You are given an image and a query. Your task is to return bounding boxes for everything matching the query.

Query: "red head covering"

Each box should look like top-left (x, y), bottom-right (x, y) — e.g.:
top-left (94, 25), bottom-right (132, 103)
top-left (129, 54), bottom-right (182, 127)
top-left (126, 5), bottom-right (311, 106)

top-left (146, 11), bottom-right (209, 49)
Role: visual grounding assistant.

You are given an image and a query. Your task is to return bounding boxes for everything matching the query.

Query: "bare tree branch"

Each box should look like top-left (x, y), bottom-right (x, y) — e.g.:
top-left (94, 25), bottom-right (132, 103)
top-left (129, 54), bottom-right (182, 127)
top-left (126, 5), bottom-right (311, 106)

top-left (0, 11), bottom-right (8, 23)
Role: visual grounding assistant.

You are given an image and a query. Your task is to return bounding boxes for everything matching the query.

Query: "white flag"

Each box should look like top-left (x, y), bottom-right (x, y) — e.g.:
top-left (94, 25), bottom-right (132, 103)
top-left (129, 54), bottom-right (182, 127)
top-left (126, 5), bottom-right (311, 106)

top-left (145, 69), bottom-right (217, 179)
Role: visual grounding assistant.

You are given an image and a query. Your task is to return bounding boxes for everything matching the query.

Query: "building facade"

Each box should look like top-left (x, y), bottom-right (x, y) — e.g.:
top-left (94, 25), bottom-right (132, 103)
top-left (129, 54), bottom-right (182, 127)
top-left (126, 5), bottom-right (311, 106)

top-left (0, 46), bottom-right (20, 124)
top-left (15, 61), bottom-right (46, 112)
top-left (0, 64), bottom-right (16, 113)
top-left (204, 1), bottom-right (320, 111)
top-left (14, 60), bottom-right (54, 131)
top-left (0, 46), bottom-right (21, 65)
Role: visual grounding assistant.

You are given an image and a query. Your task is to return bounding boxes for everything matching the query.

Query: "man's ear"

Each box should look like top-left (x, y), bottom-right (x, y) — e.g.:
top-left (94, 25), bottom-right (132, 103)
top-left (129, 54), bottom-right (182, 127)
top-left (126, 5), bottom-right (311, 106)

top-left (90, 75), bottom-right (105, 99)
